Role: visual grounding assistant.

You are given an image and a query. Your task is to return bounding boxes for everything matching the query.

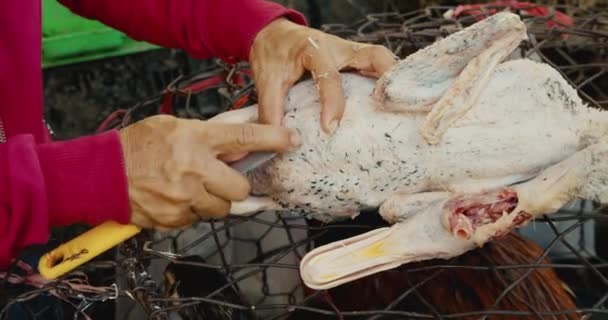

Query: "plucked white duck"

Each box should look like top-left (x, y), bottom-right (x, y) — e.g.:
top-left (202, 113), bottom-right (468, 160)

top-left (210, 11), bottom-right (608, 290)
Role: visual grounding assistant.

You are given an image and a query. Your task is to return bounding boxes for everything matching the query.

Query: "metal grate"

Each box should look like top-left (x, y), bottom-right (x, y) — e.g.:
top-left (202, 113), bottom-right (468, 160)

top-left (3, 3), bottom-right (608, 320)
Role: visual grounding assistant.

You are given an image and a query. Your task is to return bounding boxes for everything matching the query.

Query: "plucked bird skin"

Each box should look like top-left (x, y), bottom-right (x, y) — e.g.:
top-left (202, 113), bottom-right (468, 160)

top-left (211, 12), bottom-right (608, 290)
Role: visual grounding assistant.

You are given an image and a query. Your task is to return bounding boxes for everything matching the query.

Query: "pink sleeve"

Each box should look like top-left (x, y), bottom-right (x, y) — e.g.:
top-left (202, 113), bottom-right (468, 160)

top-left (0, 131), bottom-right (130, 269)
top-left (58, 0), bottom-right (308, 62)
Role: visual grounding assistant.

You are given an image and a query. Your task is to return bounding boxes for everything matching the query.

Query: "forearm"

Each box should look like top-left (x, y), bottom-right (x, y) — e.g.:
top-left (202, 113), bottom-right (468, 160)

top-left (0, 132), bottom-right (130, 269)
top-left (58, 0), bottom-right (307, 61)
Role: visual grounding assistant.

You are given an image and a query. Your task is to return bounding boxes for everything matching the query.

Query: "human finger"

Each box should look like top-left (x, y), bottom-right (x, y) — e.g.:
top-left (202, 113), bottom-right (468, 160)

top-left (190, 192), bottom-right (231, 219)
top-left (256, 74), bottom-right (291, 126)
top-left (345, 44), bottom-right (397, 78)
top-left (202, 122), bottom-right (301, 154)
top-left (147, 205), bottom-right (200, 230)
top-left (204, 159), bottom-right (251, 201)
top-left (219, 152), bottom-right (248, 163)
top-left (302, 42), bottom-right (345, 134)
top-left (130, 211), bottom-right (156, 230)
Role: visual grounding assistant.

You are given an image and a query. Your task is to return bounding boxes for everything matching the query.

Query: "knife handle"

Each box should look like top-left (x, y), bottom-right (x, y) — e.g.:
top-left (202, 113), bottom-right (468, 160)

top-left (38, 221), bottom-right (142, 280)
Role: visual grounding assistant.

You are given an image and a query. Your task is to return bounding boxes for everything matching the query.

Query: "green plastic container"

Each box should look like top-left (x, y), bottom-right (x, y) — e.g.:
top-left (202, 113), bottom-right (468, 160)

top-left (42, 0), bottom-right (159, 68)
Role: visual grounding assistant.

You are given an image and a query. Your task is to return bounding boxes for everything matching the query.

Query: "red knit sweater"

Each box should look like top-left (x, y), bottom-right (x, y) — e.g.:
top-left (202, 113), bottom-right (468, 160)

top-left (0, 0), bottom-right (306, 269)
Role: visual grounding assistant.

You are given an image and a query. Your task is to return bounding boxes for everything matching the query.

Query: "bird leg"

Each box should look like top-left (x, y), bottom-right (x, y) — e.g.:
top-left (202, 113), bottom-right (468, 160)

top-left (442, 140), bottom-right (608, 245)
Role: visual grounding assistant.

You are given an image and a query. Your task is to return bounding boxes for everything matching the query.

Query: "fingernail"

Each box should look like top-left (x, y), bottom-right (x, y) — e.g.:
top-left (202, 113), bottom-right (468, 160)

top-left (328, 120), bottom-right (339, 135)
top-left (290, 131), bottom-right (302, 147)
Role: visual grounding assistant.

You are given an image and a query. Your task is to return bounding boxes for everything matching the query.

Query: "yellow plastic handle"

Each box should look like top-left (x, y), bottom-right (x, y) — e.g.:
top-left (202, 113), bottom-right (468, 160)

top-left (38, 221), bottom-right (142, 280)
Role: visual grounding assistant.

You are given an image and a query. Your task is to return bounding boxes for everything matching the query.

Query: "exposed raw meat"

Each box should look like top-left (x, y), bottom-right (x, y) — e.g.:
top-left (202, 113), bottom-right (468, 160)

top-left (443, 189), bottom-right (531, 241)
top-left (211, 12), bottom-right (608, 290)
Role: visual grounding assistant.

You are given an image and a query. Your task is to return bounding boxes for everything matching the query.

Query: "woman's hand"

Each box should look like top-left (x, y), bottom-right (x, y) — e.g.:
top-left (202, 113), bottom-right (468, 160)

top-left (250, 18), bottom-right (397, 134)
top-left (119, 115), bottom-right (300, 231)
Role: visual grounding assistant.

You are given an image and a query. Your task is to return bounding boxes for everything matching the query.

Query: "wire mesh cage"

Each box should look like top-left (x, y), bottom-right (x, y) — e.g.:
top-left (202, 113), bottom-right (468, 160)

top-left (3, 2), bottom-right (608, 320)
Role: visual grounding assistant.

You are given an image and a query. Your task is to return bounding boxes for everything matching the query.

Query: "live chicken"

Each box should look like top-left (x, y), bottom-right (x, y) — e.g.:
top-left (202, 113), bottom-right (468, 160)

top-left (211, 12), bottom-right (608, 290)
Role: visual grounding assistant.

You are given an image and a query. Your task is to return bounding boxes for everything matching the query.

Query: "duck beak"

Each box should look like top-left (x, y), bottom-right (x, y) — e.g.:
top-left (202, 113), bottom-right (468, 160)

top-left (299, 227), bottom-right (403, 290)
top-left (300, 201), bottom-right (474, 290)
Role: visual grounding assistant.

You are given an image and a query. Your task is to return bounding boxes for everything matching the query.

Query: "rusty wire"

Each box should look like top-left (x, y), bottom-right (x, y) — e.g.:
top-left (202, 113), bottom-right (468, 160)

top-left (3, 3), bottom-right (608, 320)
